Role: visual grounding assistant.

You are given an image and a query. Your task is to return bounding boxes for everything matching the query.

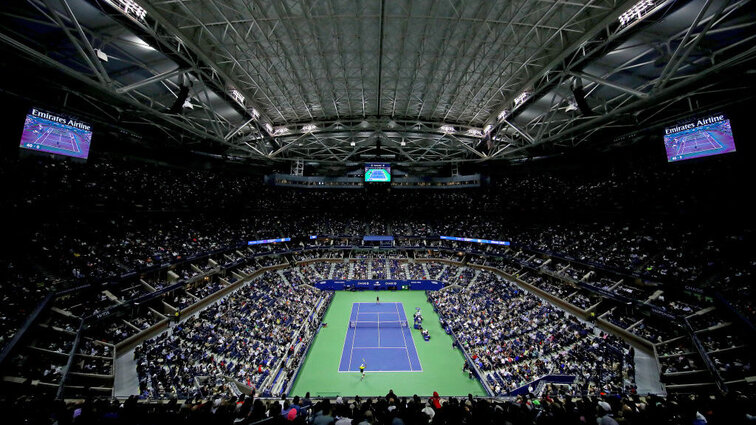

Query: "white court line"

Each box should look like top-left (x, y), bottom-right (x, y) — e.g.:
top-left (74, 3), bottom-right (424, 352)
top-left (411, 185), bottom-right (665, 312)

top-left (64, 133), bottom-right (77, 152)
top-left (337, 368), bottom-right (419, 373)
top-left (36, 125), bottom-right (76, 153)
top-left (69, 133), bottom-right (79, 153)
top-left (45, 131), bottom-right (74, 152)
top-left (349, 346), bottom-right (408, 349)
top-left (347, 331), bottom-right (356, 370)
top-left (348, 303), bottom-right (360, 371)
top-left (69, 133), bottom-right (81, 153)
top-left (336, 303), bottom-right (422, 373)
top-left (340, 324), bottom-right (353, 372)
top-left (682, 134), bottom-right (718, 155)
top-left (398, 302), bottom-right (424, 372)
top-left (50, 132), bottom-right (65, 149)
top-left (34, 129), bottom-right (51, 145)
top-left (704, 132), bottom-right (722, 150)
top-left (395, 303), bottom-right (415, 371)
top-left (51, 132), bottom-right (67, 150)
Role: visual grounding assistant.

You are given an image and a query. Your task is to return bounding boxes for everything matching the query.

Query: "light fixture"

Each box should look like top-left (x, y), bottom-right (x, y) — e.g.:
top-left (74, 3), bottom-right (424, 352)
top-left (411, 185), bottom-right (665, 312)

top-left (400, 141), bottom-right (406, 146)
top-left (484, 124), bottom-right (493, 134)
top-left (440, 125), bottom-right (455, 133)
top-left (467, 128), bottom-right (483, 137)
top-left (94, 48), bottom-right (108, 62)
top-left (350, 142), bottom-right (356, 146)
top-left (497, 109), bottom-right (509, 121)
top-left (618, 0), bottom-right (656, 27)
top-left (229, 89), bottom-right (245, 106)
top-left (514, 91), bottom-right (530, 108)
top-left (264, 123), bottom-right (273, 134)
top-left (302, 123), bottom-right (317, 132)
top-left (110, 0), bottom-right (147, 22)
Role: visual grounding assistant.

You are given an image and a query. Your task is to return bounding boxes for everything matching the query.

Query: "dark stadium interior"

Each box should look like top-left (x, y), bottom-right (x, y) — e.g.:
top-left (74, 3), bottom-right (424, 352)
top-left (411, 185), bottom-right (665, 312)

top-left (1, 0), bottom-right (756, 424)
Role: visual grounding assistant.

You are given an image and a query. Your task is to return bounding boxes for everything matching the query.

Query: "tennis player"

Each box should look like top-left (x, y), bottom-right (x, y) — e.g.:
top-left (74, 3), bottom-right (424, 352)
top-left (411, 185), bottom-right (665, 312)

top-left (360, 360), bottom-right (366, 380)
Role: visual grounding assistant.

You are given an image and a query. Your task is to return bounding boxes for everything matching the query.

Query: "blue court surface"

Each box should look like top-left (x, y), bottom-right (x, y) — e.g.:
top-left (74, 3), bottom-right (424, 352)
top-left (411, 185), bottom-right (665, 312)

top-left (338, 302), bottom-right (422, 372)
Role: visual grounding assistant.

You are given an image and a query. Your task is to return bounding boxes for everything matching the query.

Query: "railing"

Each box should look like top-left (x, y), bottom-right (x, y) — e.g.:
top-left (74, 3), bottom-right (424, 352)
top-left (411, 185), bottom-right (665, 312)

top-left (712, 290), bottom-right (755, 333)
top-left (285, 296), bottom-right (333, 396)
top-left (684, 316), bottom-right (727, 394)
top-left (0, 293), bottom-right (54, 369)
top-left (6, 237), bottom-right (744, 400)
top-left (56, 319), bottom-right (85, 399)
top-left (270, 293), bottom-right (332, 396)
top-left (114, 261), bottom-right (291, 354)
top-left (428, 295), bottom-right (493, 396)
top-left (510, 375), bottom-right (576, 397)
top-left (7, 232), bottom-right (734, 326)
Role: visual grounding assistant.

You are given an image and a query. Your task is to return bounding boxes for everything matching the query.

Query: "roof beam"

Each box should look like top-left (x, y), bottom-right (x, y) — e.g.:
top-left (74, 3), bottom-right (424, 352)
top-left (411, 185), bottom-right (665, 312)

top-left (502, 119), bottom-right (535, 143)
top-left (128, 0), bottom-right (275, 136)
top-left (376, 0), bottom-right (385, 114)
top-left (568, 71), bottom-right (648, 98)
top-left (480, 0), bottom-right (646, 126)
top-left (36, 0), bottom-right (109, 85)
top-left (654, 0), bottom-right (727, 91)
top-left (116, 68), bottom-right (184, 94)
top-left (448, 134), bottom-right (487, 158)
top-left (0, 30), bottom-right (222, 143)
top-left (497, 43), bottom-right (756, 159)
top-left (56, 0), bottom-right (112, 84)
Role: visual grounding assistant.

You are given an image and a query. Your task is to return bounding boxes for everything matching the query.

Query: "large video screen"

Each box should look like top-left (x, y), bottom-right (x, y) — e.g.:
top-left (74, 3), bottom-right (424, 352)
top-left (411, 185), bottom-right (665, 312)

top-left (664, 115), bottom-right (735, 162)
top-left (19, 108), bottom-right (93, 160)
top-left (365, 163), bottom-right (391, 182)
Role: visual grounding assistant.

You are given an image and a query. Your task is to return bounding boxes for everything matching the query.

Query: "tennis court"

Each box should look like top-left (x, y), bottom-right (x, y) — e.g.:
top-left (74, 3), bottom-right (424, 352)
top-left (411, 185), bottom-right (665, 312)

top-left (675, 132), bottom-right (721, 156)
top-left (289, 291), bottom-right (485, 397)
top-left (35, 127), bottom-right (80, 153)
top-left (21, 115), bottom-right (91, 157)
top-left (665, 120), bottom-right (736, 161)
top-left (338, 302), bottom-right (422, 372)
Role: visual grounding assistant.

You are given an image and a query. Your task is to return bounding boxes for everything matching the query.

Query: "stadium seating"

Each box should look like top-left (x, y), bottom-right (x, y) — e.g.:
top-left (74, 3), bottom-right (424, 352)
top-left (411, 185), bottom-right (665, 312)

top-left (1, 154), bottom-right (753, 415)
top-left (134, 271), bottom-right (330, 398)
top-left (428, 271), bottom-right (635, 396)
top-left (2, 390), bottom-right (754, 425)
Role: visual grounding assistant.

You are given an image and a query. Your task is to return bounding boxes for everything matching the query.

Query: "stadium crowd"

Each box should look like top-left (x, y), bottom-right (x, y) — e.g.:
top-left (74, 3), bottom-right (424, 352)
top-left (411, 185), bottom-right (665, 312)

top-left (428, 271), bottom-right (635, 396)
top-left (135, 271), bottom-right (330, 398)
top-left (2, 391), bottom-right (754, 425)
top-left (2, 244), bottom-right (749, 400)
top-left (1, 151), bottom-right (753, 410)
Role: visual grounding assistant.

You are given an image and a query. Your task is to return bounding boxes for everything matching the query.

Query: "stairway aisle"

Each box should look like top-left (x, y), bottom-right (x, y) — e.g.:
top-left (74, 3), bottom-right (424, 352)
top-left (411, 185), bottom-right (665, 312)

top-left (114, 348), bottom-right (140, 397)
top-left (634, 348), bottom-right (665, 395)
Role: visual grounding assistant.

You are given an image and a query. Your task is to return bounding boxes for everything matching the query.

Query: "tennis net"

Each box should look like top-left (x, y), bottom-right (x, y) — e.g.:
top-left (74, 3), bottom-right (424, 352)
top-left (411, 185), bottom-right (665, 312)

top-left (349, 320), bottom-right (408, 328)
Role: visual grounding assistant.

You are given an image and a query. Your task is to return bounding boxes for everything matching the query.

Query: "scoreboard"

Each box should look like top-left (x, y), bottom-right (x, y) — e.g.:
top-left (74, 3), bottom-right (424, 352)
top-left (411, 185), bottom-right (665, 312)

top-left (364, 163), bottom-right (391, 182)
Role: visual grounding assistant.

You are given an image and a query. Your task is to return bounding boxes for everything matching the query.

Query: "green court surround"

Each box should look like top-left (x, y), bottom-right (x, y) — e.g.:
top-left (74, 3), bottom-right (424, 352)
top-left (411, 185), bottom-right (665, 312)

top-left (289, 291), bottom-right (486, 397)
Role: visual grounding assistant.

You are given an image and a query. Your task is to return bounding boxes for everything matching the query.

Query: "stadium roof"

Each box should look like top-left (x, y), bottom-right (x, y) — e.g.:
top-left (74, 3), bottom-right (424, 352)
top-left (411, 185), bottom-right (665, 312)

top-left (1, 0), bottom-right (754, 165)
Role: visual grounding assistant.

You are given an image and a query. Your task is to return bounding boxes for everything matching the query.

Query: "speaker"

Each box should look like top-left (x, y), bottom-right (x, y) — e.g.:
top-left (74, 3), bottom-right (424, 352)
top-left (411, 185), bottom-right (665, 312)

top-left (168, 85), bottom-right (190, 114)
top-left (475, 133), bottom-right (493, 154)
top-left (571, 78), bottom-right (595, 116)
